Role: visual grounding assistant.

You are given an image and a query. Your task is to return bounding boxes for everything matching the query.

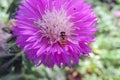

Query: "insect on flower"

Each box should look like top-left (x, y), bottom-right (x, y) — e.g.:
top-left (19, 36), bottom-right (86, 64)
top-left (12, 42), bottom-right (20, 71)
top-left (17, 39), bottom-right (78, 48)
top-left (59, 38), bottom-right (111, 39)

top-left (60, 32), bottom-right (67, 47)
top-left (13, 0), bottom-right (97, 68)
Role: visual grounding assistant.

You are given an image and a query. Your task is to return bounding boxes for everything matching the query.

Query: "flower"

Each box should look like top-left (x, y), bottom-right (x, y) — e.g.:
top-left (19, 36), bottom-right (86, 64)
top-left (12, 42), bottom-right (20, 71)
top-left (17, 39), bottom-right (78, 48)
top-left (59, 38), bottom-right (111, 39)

top-left (7, 19), bottom-right (16, 30)
top-left (0, 21), bottom-right (11, 55)
top-left (114, 11), bottom-right (120, 18)
top-left (13, 0), bottom-right (97, 68)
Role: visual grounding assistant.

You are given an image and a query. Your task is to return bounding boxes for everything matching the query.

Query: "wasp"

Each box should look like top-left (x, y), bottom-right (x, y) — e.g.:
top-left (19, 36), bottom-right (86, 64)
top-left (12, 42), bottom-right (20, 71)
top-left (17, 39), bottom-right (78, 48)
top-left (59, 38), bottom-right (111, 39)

top-left (60, 32), bottom-right (67, 47)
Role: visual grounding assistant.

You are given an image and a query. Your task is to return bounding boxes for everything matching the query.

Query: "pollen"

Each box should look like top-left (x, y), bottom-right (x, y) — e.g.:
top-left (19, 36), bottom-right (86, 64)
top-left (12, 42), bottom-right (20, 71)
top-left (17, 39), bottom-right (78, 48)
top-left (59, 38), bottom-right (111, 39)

top-left (36, 8), bottom-right (74, 44)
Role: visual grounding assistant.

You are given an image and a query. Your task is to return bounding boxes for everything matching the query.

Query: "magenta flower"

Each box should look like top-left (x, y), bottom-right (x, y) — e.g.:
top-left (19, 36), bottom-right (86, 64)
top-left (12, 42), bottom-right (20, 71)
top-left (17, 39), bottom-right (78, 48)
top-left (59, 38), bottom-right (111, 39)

top-left (114, 11), bottom-right (120, 18)
top-left (13, 0), bottom-right (97, 68)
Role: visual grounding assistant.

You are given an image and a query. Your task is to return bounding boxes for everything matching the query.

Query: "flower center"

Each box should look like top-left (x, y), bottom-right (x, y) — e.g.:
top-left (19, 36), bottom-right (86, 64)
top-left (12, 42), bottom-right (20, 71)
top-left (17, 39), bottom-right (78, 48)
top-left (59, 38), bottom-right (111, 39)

top-left (34, 8), bottom-right (74, 45)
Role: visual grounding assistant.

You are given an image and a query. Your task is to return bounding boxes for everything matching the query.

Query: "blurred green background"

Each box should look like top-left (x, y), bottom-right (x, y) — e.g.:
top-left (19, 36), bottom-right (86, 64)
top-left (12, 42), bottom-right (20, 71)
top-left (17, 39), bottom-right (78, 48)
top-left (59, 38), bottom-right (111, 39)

top-left (0, 0), bottom-right (120, 80)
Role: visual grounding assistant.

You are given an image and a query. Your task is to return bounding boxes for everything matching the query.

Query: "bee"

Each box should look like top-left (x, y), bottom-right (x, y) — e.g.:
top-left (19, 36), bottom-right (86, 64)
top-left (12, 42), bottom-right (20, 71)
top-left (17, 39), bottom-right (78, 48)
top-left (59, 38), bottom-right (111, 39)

top-left (60, 32), bottom-right (67, 47)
